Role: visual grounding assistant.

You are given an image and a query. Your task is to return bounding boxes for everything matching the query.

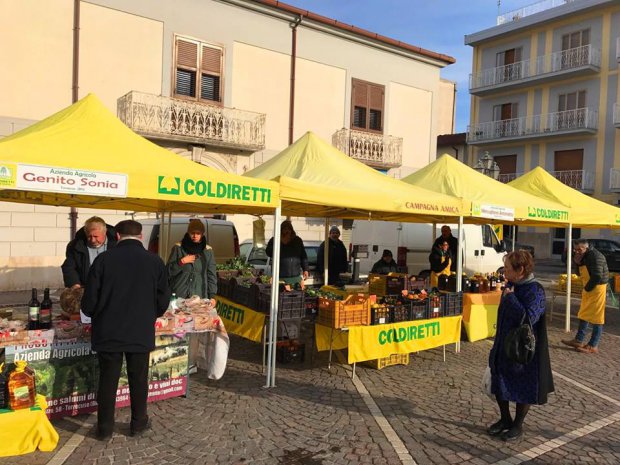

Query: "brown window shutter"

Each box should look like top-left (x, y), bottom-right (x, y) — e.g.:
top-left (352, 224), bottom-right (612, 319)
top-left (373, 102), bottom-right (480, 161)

top-left (201, 45), bottom-right (222, 75)
top-left (369, 85), bottom-right (384, 111)
top-left (352, 79), bottom-right (369, 108)
top-left (177, 39), bottom-right (198, 68)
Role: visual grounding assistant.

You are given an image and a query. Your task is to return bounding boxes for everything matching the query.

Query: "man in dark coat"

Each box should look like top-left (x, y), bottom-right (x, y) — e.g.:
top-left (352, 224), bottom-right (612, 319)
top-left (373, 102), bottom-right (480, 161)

top-left (371, 249), bottom-right (399, 274)
top-left (61, 216), bottom-right (117, 289)
top-left (432, 225), bottom-right (458, 272)
top-left (82, 220), bottom-right (170, 440)
top-left (317, 226), bottom-right (349, 285)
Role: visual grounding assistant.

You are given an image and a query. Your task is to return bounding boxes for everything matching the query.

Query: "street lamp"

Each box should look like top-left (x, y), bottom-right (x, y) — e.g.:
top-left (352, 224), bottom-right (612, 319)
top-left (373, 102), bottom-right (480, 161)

top-left (474, 151), bottom-right (500, 180)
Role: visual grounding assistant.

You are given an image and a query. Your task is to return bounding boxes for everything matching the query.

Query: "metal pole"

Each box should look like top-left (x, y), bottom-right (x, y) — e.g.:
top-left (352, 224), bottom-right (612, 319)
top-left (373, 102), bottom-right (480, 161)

top-left (267, 208), bottom-right (282, 387)
top-left (323, 219), bottom-right (329, 286)
top-left (456, 216), bottom-right (463, 292)
top-left (512, 225), bottom-right (516, 251)
top-left (565, 224), bottom-right (572, 332)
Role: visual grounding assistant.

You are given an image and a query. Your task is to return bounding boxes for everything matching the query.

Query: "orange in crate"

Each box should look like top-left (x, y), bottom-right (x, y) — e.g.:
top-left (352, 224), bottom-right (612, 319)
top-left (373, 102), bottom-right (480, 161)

top-left (368, 273), bottom-right (408, 296)
top-left (317, 293), bottom-right (370, 328)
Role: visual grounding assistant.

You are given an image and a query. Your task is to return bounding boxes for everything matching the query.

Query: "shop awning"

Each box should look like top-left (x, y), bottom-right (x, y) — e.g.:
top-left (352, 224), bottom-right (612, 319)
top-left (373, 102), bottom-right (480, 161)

top-left (508, 167), bottom-right (620, 228)
top-left (244, 132), bottom-right (466, 222)
top-left (0, 94), bottom-right (279, 214)
top-left (401, 154), bottom-right (571, 226)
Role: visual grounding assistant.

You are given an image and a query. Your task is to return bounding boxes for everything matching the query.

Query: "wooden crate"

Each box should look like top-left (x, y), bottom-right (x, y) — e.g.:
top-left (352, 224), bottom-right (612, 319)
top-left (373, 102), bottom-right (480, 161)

top-left (316, 293), bottom-right (370, 328)
top-left (368, 273), bottom-right (408, 296)
top-left (614, 274), bottom-right (620, 293)
top-left (364, 353), bottom-right (410, 370)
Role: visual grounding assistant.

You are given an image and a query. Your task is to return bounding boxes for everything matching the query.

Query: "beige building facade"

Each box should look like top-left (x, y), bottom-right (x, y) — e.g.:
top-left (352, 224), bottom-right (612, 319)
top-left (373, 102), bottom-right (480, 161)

top-left (0, 0), bottom-right (455, 290)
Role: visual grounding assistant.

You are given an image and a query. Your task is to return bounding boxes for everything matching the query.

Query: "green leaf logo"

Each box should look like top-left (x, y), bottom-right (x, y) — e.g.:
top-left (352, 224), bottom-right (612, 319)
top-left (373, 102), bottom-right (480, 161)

top-left (158, 176), bottom-right (180, 195)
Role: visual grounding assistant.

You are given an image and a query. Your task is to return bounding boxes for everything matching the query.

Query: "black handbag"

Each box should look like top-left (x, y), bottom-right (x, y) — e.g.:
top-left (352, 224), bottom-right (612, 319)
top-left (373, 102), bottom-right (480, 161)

top-left (504, 311), bottom-right (536, 364)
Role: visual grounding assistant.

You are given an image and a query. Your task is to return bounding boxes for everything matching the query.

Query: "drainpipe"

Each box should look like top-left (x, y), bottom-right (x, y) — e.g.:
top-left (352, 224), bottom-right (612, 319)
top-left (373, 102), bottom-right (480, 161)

top-left (288, 16), bottom-right (301, 145)
top-left (69, 0), bottom-right (81, 238)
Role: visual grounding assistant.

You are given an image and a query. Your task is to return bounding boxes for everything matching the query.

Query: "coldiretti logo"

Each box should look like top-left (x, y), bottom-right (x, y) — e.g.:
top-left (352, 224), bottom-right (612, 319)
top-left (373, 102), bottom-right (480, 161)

top-left (527, 206), bottom-right (569, 221)
top-left (158, 176), bottom-right (272, 203)
top-left (0, 163), bottom-right (16, 188)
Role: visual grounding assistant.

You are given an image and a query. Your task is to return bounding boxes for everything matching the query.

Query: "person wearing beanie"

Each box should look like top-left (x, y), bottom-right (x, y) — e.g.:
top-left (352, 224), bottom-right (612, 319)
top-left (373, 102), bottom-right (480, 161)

top-left (166, 219), bottom-right (216, 300)
top-left (371, 249), bottom-right (399, 274)
top-left (266, 220), bottom-right (309, 286)
top-left (317, 226), bottom-right (348, 285)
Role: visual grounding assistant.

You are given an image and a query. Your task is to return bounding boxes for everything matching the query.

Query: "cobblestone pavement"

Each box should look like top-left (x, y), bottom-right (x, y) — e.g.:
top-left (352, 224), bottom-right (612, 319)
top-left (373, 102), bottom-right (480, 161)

top-left (1, 291), bottom-right (619, 465)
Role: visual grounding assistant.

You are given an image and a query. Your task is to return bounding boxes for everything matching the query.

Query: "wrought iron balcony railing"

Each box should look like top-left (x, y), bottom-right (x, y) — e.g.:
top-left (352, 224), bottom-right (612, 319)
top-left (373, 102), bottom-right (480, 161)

top-left (552, 169), bottom-right (594, 192)
top-left (497, 0), bottom-right (578, 25)
top-left (614, 103), bottom-right (620, 128)
top-left (467, 107), bottom-right (598, 144)
top-left (332, 128), bottom-right (402, 169)
top-left (498, 172), bottom-right (522, 183)
top-left (117, 91), bottom-right (266, 151)
top-left (469, 44), bottom-right (600, 92)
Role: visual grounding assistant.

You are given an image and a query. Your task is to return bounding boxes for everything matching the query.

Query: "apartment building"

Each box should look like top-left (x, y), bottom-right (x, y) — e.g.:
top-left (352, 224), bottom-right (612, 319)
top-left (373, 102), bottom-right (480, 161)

top-left (465, 0), bottom-right (620, 259)
top-left (0, 0), bottom-right (455, 290)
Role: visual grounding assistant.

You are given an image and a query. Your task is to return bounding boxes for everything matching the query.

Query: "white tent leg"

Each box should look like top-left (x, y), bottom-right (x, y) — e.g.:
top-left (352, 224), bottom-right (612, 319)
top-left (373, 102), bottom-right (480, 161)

top-left (456, 216), bottom-right (463, 292)
top-left (324, 219), bottom-right (329, 286)
top-left (264, 207), bottom-right (281, 388)
top-left (565, 224), bottom-right (572, 333)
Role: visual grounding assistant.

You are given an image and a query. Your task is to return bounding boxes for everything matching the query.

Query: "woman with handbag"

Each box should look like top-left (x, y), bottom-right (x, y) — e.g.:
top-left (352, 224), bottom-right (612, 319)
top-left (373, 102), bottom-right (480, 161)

top-left (487, 251), bottom-right (554, 441)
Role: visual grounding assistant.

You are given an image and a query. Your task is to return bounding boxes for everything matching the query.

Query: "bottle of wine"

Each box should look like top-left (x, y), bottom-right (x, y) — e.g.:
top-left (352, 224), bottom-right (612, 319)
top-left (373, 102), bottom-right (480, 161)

top-left (39, 288), bottom-right (52, 330)
top-left (28, 288), bottom-right (40, 330)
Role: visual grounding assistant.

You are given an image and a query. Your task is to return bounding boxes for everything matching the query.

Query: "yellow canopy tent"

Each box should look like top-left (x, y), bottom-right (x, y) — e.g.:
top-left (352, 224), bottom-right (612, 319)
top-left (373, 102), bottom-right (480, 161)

top-left (245, 132), bottom-right (467, 386)
top-left (508, 166), bottom-right (620, 228)
top-left (0, 94), bottom-right (279, 214)
top-left (401, 154), bottom-right (570, 226)
top-left (244, 132), bottom-right (467, 222)
top-left (509, 166), bottom-right (620, 332)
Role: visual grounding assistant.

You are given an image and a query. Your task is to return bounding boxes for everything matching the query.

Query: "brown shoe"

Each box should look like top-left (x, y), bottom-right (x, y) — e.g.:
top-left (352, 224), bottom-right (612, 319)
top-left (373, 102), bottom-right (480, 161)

top-left (561, 339), bottom-right (585, 349)
top-left (576, 345), bottom-right (599, 354)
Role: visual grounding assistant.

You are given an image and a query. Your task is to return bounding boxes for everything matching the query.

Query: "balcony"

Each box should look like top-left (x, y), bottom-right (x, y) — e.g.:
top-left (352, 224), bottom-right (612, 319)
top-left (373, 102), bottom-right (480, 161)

top-left (117, 91), bottom-right (266, 152)
top-left (609, 168), bottom-right (620, 192)
top-left (467, 107), bottom-right (598, 145)
top-left (332, 128), bottom-right (402, 169)
top-left (614, 103), bottom-right (620, 128)
top-left (498, 172), bottom-right (522, 183)
top-left (553, 169), bottom-right (594, 193)
top-left (497, 0), bottom-right (577, 25)
top-left (470, 45), bottom-right (600, 95)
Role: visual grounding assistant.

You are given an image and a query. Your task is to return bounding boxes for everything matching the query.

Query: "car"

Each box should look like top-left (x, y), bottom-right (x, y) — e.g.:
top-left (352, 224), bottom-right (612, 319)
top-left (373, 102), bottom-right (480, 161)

top-left (561, 238), bottom-right (620, 271)
top-left (239, 239), bottom-right (323, 285)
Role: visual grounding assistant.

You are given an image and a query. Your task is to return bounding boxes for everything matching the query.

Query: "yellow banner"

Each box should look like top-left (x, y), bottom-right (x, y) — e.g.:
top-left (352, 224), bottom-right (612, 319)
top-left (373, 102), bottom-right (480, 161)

top-left (314, 324), bottom-right (349, 352)
top-left (215, 296), bottom-right (265, 343)
top-left (347, 316), bottom-right (462, 364)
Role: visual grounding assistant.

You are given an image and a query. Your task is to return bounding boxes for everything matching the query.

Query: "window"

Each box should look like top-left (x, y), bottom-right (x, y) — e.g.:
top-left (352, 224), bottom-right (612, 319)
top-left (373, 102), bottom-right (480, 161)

top-left (495, 47), bottom-right (522, 83)
top-left (482, 225), bottom-right (500, 249)
top-left (557, 91), bottom-right (586, 130)
top-left (351, 79), bottom-right (385, 133)
top-left (492, 103), bottom-right (519, 137)
top-left (561, 29), bottom-right (590, 68)
top-left (174, 36), bottom-right (223, 103)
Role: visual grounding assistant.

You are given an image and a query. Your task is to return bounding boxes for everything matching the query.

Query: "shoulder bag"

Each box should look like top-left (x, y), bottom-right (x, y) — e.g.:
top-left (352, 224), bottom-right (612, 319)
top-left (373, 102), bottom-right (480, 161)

top-left (504, 311), bottom-right (536, 364)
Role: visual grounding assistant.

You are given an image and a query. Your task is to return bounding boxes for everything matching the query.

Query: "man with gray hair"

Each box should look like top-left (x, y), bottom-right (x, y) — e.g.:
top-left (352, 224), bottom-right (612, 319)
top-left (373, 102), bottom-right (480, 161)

top-left (561, 238), bottom-right (609, 354)
top-left (61, 216), bottom-right (117, 289)
top-left (82, 220), bottom-right (170, 440)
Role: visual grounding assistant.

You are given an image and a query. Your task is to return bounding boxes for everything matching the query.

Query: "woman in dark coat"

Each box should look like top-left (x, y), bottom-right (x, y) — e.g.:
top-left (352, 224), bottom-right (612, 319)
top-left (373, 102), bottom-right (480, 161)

top-left (488, 250), bottom-right (554, 441)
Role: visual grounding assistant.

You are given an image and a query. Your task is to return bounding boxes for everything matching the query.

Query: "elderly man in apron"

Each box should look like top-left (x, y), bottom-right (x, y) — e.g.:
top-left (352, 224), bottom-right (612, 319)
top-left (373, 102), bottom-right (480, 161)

top-left (561, 239), bottom-right (609, 354)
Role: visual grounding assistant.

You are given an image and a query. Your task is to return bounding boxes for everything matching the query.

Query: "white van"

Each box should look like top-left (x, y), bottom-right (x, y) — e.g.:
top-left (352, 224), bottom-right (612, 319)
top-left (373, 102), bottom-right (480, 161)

top-left (350, 220), bottom-right (506, 277)
top-left (139, 217), bottom-right (239, 265)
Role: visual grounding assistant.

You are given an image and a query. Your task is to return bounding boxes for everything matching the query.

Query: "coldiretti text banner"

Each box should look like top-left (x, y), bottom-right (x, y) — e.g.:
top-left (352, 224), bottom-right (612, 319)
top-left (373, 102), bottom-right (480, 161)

top-left (215, 296), bottom-right (265, 343)
top-left (347, 316), bottom-right (462, 364)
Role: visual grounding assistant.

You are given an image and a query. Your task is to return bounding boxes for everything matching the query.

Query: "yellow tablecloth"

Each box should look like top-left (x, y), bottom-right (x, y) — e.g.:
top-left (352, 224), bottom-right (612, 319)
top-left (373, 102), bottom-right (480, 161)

top-left (315, 315), bottom-right (462, 364)
top-left (462, 290), bottom-right (501, 342)
top-left (0, 395), bottom-right (59, 457)
top-left (214, 295), bottom-right (266, 343)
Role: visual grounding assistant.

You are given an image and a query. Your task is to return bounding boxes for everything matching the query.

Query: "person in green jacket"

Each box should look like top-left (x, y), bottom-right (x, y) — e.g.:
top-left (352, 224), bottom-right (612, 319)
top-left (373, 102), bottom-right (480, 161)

top-left (166, 219), bottom-right (217, 303)
top-left (166, 219), bottom-right (218, 375)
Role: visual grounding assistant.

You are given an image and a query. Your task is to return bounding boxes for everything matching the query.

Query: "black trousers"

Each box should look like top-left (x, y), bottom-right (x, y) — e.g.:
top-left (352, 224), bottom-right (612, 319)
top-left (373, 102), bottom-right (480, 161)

top-left (96, 351), bottom-right (150, 434)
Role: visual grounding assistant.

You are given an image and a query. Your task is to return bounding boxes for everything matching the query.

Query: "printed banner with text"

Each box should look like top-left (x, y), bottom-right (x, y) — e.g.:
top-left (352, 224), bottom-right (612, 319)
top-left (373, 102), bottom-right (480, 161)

top-left (215, 296), bottom-right (265, 343)
top-left (347, 316), bottom-right (462, 364)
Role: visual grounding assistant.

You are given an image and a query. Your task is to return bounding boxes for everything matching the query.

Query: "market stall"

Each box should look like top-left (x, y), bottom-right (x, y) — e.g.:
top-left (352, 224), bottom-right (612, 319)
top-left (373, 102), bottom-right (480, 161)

top-left (244, 132), bottom-right (469, 385)
top-left (0, 93), bottom-right (282, 451)
top-left (509, 167), bottom-right (620, 331)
